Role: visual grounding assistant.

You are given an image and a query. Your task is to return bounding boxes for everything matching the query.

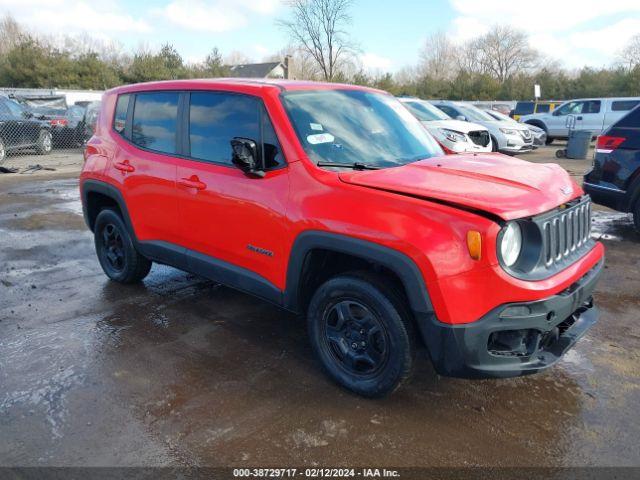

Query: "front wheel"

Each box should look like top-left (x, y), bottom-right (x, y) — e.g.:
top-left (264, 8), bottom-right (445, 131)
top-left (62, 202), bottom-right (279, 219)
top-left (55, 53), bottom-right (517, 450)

top-left (307, 272), bottom-right (415, 398)
top-left (36, 130), bottom-right (52, 155)
top-left (0, 138), bottom-right (6, 166)
top-left (94, 208), bottom-right (152, 283)
top-left (490, 135), bottom-right (499, 152)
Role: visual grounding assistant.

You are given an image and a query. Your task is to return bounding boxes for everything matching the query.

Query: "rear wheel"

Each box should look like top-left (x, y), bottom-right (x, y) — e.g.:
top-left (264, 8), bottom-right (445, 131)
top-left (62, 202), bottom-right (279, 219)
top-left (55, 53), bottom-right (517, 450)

top-left (36, 130), bottom-right (52, 155)
top-left (490, 135), bottom-right (499, 152)
top-left (307, 272), bottom-right (415, 398)
top-left (545, 136), bottom-right (554, 145)
top-left (94, 208), bottom-right (152, 283)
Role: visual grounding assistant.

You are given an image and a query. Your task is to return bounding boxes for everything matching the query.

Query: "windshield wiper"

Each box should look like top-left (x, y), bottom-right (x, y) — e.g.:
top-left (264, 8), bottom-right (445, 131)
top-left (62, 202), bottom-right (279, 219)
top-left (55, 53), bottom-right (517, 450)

top-left (316, 161), bottom-right (381, 170)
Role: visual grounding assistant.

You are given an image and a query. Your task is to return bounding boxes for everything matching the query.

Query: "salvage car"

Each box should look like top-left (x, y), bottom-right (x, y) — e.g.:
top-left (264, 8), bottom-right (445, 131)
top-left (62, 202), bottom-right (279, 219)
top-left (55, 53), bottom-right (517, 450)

top-left (584, 104), bottom-right (640, 232)
top-left (0, 95), bottom-right (52, 165)
top-left (399, 97), bottom-right (492, 153)
top-left (81, 80), bottom-right (604, 397)
top-left (483, 108), bottom-right (547, 148)
top-left (431, 100), bottom-right (534, 154)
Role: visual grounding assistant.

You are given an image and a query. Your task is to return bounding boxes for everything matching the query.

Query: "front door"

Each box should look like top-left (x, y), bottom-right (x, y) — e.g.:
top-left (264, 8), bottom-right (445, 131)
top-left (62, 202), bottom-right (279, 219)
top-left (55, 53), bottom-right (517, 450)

top-left (176, 91), bottom-right (290, 291)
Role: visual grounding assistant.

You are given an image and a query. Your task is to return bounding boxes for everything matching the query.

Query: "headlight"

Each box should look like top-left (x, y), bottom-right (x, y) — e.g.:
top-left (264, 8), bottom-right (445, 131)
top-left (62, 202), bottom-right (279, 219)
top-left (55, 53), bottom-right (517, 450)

top-left (438, 128), bottom-right (466, 143)
top-left (499, 222), bottom-right (522, 267)
top-left (499, 128), bottom-right (519, 135)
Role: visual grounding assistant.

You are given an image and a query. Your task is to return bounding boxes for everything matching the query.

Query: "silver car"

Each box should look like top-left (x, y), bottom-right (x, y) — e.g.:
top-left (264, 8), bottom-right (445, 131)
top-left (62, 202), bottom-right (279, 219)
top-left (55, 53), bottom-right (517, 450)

top-left (431, 101), bottom-right (534, 155)
top-left (483, 109), bottom-right (547, 148)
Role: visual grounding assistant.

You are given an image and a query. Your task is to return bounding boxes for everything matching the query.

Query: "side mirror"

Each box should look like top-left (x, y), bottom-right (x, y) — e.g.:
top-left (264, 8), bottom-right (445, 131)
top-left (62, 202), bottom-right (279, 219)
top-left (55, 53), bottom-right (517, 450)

top-left (231, 137), bottom-right (264, 178)
top-left (456, 115), bottom-right (466, 121)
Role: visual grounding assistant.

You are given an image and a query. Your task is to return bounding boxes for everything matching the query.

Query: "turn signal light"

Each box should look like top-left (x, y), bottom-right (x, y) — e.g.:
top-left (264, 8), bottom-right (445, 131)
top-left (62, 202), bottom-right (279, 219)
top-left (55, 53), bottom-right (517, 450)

top-left (467, 231), bottom-right (482, 260)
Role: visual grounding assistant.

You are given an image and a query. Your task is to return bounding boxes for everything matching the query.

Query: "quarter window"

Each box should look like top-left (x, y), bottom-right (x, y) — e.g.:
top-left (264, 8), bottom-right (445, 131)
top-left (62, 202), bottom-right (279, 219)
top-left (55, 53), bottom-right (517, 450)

top-left (113, 94), bottom-right (129, 134)
top-left (612, 100), bottom-right (640, 112)
top-left (188, 92), bottom-right (259, 165)
top-left (131, 92), bottom-right (179, 154)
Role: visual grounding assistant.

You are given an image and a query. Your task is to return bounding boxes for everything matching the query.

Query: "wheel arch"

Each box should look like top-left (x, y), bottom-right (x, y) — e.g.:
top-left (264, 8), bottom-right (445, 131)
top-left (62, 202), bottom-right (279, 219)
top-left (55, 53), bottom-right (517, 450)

top-left (524, 119), bottom-right (547, 132)
top-left (81, 179), bottom-right (134, 236)
top-left (283, 231), bottom-right (434, 317)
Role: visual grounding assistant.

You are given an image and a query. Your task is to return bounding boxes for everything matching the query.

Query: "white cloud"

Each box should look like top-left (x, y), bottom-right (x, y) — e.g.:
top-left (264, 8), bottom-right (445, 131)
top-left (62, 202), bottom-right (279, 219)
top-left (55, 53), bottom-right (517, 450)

top-left (158, 0), bottom-right (281, 32)
top-left (448, 0), bottom-right (640, 66)
top-left (0, 0), bottom-right (151, 33)
top-left (361, 52), bottom-right (393, 71)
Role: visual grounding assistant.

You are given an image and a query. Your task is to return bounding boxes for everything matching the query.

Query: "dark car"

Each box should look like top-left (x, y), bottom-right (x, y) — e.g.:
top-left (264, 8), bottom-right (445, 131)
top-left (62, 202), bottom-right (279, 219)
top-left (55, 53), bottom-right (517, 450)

top-left (81, 101), bottom-right (101, 144)
top-left (30, 104), bottom-right (86, 147)
top-left (584, 105), bottom-right (640, 232)
top-left (0, 96), bottom-right (52, 165)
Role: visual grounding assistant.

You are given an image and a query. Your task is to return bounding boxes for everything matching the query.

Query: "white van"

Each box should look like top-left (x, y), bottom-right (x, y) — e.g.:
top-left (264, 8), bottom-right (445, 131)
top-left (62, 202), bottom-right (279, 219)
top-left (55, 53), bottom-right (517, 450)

top-left (519, 97), bottom-right (640, 144)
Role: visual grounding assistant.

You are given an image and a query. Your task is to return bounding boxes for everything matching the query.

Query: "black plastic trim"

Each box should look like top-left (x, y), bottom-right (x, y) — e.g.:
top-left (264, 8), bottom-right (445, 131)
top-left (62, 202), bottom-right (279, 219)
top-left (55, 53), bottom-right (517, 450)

top-left (283, 231), bottom-right (434, 315)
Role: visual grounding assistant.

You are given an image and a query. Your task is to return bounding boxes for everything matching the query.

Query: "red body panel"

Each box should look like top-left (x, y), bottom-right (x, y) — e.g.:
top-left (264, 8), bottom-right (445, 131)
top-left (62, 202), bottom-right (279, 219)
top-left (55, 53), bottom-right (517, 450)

top-left (81, 79), bottom-right (604, 326)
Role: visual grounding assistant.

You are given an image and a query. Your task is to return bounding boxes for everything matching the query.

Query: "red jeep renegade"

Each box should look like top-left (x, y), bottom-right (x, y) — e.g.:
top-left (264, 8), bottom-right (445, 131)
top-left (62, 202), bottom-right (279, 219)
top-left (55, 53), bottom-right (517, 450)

top-left (81, 79), bottom-right (604, 397)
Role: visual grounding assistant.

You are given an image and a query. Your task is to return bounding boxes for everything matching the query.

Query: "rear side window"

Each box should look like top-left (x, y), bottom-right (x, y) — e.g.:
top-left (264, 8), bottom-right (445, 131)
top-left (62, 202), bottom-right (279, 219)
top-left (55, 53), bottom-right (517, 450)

top-left (132, 92), bottom-right (179, 154)
top-left (611, 100), bottom-right (640, 112)
top-left (514, 102), bottom-right (535, 115)
top-left (583, 100), bottom-right (601, 114)
top-left (535, 104), bottom-right (550, 113)
top-left (188, 92), bottom-right (259, 165)
top-left (113, 94), bottom-right (129, 134)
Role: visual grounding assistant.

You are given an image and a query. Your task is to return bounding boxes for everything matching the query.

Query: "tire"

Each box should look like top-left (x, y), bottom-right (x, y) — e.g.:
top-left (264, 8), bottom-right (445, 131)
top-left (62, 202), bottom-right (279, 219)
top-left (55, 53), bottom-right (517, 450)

top-left (36, 130), bottom-right (52, 155)
top-left (94, 208), bottom-right (152, 283)
top-left (0, 138), bottom-right (6, 166)
top-left (307, 271), bottom-right (415, 398)
top-left (490, 135), bottom-right (499, 152)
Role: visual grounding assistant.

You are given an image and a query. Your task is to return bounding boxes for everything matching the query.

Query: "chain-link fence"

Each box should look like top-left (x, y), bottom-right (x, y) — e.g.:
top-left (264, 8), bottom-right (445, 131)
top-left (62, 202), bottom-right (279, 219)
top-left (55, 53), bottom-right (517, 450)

top-left (0, 93), bottom-right (100, 167)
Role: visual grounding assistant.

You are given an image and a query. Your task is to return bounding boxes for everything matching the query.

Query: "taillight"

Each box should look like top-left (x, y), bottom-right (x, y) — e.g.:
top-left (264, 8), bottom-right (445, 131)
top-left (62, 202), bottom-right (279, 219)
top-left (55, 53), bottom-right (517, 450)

top-left (596, 135), bottom-right (625, 153)
top-left (50, 118), bottom-right (68, 127)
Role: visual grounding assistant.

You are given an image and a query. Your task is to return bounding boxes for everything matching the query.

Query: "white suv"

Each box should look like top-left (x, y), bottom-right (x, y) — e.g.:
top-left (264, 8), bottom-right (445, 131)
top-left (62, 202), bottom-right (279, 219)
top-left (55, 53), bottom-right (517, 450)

top-left (399, 98), bottom-right (492, 153)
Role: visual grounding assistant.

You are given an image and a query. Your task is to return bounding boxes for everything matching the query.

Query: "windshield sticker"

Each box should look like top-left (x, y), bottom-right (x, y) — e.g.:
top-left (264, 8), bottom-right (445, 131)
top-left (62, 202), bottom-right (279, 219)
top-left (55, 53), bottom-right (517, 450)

top-left (310, 123), bottom-right (323, 131)
top-left (307, 133), bottom-right (335, 144)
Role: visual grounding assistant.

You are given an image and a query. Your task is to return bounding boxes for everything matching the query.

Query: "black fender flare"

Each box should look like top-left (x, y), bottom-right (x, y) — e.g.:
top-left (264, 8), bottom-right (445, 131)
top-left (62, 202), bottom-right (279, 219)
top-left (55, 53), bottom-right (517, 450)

top-left (81, 179), bottom-right (136, 236)
top-left (283, 231), bottom-right (434, 316)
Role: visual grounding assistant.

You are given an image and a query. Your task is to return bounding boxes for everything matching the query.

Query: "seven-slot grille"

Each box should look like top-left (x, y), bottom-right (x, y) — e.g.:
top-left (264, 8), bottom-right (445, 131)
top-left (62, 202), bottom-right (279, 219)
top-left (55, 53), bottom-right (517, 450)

top-left (541, 199), bottom-right (592, 267)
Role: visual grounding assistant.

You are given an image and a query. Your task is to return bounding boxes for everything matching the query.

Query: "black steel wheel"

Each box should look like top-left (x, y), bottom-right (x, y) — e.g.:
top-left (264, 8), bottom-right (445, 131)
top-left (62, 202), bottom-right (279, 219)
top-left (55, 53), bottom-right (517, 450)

top-left (307, 272), bottom-right (414, 398)
top-left (94, 208), bottom-right (152, 283)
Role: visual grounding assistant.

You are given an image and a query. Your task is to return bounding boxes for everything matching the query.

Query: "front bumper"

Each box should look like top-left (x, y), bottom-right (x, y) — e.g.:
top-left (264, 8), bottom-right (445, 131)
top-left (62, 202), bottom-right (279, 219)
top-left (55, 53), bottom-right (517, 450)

top-left (418, 258), bottom-right (603, 378)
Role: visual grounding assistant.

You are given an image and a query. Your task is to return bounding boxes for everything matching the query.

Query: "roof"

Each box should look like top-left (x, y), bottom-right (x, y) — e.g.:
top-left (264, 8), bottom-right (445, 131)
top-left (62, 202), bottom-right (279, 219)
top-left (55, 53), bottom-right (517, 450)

top-left (228, 62), bottom-right (282, 78)
top-left (109, 78), bottom-right (385, 96)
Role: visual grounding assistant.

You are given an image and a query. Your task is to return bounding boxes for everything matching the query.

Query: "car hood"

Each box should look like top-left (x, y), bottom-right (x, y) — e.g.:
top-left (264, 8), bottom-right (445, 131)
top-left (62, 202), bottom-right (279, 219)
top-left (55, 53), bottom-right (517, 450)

top-left (421, 120), bottom-right (487, 133)
top-left (338, 154), bottom-right (582, 220)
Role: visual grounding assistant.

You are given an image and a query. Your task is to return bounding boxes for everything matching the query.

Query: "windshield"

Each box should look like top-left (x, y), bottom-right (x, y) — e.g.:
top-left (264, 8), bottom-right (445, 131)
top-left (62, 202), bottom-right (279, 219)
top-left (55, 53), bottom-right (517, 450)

top-left (402, 100), bottom-right (450, 122)
top-left (485, 109), bottom-right (517, 124)
top-left (456, 104), bottom-right (496, 122)
top-left (282, 89), bottom-right (444, 168)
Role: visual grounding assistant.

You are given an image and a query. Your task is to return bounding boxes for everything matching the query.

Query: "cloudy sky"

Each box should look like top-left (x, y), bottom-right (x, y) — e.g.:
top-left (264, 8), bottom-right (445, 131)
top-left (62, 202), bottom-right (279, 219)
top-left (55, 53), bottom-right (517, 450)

top-left (3, 0), bottom-right (640, 70)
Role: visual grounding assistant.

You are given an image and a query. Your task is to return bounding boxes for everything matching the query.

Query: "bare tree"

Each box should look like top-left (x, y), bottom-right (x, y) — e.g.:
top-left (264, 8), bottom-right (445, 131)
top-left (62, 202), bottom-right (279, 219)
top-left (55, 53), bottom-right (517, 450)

top-left (277, 0), bottom-right (357, 81)
top-left (620, 34), bottom-right (640, 70)
top-left (419, 31), bottom-right (457, 80)
top-left (473, 25), bottom-right (539, 82)
top-left (0, 14), bottom-right (25, 56)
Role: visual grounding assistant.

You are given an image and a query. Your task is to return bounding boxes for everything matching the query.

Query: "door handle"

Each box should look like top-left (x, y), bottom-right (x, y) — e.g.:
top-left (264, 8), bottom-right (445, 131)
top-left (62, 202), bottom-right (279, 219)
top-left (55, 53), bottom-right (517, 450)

top-left (178, 176), bottom-right (207, 190)
top-left (576, 116), bottom-right (583, 120)
top-left (114, 160), bottom-right (135, 173)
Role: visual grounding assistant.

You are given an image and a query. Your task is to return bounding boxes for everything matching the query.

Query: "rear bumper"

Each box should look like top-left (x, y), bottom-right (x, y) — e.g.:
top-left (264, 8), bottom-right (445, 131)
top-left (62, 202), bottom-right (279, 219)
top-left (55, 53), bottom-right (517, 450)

top-left (418, 258), bottom-right (603, 378)
top-left (583, 181), bottom-right (628, 212)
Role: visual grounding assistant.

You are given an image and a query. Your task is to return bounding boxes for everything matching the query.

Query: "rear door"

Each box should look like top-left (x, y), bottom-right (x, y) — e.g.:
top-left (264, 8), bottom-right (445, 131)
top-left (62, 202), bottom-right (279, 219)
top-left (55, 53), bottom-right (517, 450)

top-left (4, 98), bottom-right (41, 145)
top-left (110, 91), bottom-right (182, 250)
top-left (575, 100), bottom-right (602, 133)
top-left (176, 90), bottom-right (290, 291)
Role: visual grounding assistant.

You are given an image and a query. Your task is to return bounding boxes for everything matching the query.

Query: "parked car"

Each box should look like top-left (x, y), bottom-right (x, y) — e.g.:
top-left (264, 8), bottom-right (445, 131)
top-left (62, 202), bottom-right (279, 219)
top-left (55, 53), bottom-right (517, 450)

top-left (519, 97), bottom-right (640, 144)
top-left (0, 95), bottom-right (52, 165)
top-left (81, 101), bottom-right (101, 145)
top-left (473, 102), bottom-right (514, 116)
top-left (81, 79), bottom-right (603, 397)
top-left (583, 105), bottom-right (640, 232)
top-left (483, 108), bottom-right (547, 148)
top-left (399, 97), bottom-right (492, 153)
top-left (511, 101), bottom-right (561, 121)
top-left (15, 95), bottom-right (86, 147)
top-left (431, 101), bottom-right (534, 154)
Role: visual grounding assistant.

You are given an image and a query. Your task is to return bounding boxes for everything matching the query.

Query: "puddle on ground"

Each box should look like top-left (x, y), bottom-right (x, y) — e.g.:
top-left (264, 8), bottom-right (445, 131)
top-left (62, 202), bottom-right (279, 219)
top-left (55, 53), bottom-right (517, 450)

top-left (590, 211), bottom-right (638, 242)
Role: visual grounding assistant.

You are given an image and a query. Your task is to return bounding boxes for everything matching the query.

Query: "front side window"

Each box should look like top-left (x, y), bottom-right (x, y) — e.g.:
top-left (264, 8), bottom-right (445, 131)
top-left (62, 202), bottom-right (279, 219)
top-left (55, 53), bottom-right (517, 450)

top-left (113, 94), bottom-right (129, 134)
top-left (555, 101), bottom-right (582, 116)
top-left (189, 92), bottom-right (259, 165)
top-left (584, 100), bottom-right (601, 114)
top-left (282, 89), bottom-right (443, 168)
top-left (131, 92), bottom-right (179, 154)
